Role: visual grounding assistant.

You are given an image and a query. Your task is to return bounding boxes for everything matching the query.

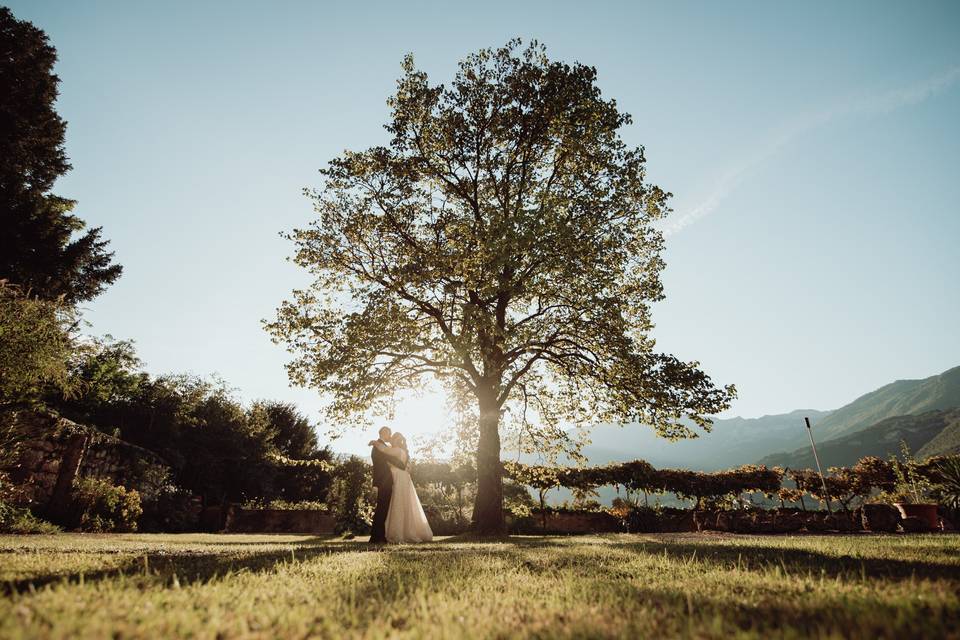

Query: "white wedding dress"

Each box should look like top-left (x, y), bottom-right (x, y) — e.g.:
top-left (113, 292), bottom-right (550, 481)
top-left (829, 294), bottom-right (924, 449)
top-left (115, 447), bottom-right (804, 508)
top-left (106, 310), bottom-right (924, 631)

top-left (385, 450), bottom-right (434, 543)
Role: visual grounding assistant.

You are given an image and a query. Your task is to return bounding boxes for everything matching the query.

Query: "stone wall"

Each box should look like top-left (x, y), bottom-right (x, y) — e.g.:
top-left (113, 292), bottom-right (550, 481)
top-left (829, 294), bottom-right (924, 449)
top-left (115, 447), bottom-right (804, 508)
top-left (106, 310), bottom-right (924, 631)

top-left (223, 507), bottom-right (337, 534)
top-left (513, 509), bottom-right (623, 534)
top-left (511, 506), bottom-right (956, 535)
top-left (3, 411), bottom-right (172, 506)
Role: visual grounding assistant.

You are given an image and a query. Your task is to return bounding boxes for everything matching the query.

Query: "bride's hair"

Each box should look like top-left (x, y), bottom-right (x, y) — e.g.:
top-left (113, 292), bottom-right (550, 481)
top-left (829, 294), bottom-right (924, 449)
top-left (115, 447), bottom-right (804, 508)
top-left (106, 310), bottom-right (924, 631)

top-left (391, 432), bottom-right (408, 451)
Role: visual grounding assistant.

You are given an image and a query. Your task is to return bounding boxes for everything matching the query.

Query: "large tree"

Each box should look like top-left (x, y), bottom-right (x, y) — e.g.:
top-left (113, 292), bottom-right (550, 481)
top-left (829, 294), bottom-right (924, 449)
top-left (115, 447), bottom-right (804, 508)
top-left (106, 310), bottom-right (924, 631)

top-left (0, 7), bottom-right (121, 302)
top-left (268, 41), bottom-right (735, 534)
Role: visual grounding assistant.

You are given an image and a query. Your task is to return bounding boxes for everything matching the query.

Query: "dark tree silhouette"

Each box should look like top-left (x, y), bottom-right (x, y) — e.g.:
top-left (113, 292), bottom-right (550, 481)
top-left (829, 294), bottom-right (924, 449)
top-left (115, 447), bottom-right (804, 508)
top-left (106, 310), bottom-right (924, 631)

top-left (0, 7), bottom-right (121, 302)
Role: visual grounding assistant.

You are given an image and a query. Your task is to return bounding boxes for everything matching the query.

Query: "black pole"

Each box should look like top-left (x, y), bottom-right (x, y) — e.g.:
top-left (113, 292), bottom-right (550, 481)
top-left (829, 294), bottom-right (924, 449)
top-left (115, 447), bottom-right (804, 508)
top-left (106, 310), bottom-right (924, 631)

top-left (804, 416), bottom-right (832, 514)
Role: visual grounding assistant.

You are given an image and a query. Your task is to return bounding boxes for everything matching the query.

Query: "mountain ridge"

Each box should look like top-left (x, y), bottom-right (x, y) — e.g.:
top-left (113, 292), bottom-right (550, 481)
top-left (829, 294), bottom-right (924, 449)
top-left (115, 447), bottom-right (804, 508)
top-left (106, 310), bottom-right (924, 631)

top-left (580, 365), bottom-right (960, 471)
top-left (757, 408), bottom-right (960, 469)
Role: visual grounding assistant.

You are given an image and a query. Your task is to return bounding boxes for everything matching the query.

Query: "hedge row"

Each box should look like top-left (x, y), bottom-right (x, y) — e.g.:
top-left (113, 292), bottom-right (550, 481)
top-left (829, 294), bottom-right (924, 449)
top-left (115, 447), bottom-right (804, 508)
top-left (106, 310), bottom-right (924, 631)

top-left (501, 454), bottom-right (960, 508)
top-left (502, 460), bottom-right (782, 507)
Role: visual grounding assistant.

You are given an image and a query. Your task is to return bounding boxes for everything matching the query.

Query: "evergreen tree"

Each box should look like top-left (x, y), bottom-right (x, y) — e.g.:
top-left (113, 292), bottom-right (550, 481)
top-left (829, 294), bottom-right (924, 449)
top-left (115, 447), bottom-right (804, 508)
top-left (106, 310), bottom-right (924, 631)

top-left (0, 7), bottom-right (121, 302)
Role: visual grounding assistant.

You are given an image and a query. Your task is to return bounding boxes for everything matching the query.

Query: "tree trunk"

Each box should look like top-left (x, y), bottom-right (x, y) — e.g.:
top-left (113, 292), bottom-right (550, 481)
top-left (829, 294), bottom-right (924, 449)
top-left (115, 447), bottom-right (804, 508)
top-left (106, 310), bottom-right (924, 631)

top-left (45, 432), bottom-right (88, 525)
top-left (472, 388), bottom-right (505, 536)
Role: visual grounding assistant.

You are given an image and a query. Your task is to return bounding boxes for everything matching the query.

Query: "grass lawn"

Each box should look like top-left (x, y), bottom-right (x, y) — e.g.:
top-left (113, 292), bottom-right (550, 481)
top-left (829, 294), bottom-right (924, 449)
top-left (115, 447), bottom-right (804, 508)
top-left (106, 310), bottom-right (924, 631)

top-left (0, 532), bottom-right (958, 639)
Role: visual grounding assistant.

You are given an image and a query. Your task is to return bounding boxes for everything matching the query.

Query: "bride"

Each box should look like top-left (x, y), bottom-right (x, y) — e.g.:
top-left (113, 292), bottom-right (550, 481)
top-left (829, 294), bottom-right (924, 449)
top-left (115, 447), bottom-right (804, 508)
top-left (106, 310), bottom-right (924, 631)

top-left (371, 432), bottom-right (433, 543)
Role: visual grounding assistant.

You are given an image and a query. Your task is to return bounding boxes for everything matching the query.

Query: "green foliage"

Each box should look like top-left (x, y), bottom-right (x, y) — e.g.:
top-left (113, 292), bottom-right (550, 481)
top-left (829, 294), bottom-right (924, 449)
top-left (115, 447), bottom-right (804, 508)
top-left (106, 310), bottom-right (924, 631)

top-left (46, 342), bottom-right (335, 508)
top-left (252, 401), bottom-right (335, 503)
top-left (504, 459), bottom-right (783, 508)
top-left (507, 453), bottom-right (960, 512)
top-left (502, 478), bottom-right (536, 518)
top-left (933, 456), bottom-right (960, 510)
top-left (70, 478), bottom-right (142, 533)
top-left (0, 8), bottom-right (121, 303)
top-left (786, 451), bottom-right (959, 509)
top-left (328, 456), bottom-right (373, 535)
top-left (409, 461), bottom-right (476, 525)
top-left (0, 500), bottom-right (61, 534)
top-left (52, 336), bottom-right (146, 424)
top-left (0, 283), bottom-right (77, 415)
top-left (240, 499), bottom-right (329, 512)
top-left (0, 473), bottom-right (60, 534)
top-left (138, 485), bottom-right (199, 533)
top-left (887, 441), bottom-right (938, 504)
top-left (787, 468), bottom-right (859, 510)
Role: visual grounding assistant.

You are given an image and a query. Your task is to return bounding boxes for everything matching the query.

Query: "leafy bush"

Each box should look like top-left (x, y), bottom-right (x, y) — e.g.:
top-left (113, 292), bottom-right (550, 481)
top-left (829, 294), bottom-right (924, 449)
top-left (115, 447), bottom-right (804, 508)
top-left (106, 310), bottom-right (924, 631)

top-left (932, 456), bottom-right (960, 511)
top-left (0, 472), bottom-right (59, 533)
top-left (328, 456), bottom-right (373, 535)
top-left (0, 500), bottom-right (60, 534)
top-left (885, 442), bottom-right (938, 505)
top-left (70, 477), bottom-right (142, 532)
top-left (241, 499), bottom-right (329, 511)
top-left (0, 500), bottom-right (60, 533)
top-left (504, 460), bottom-right (783, 508)
top-left (0, 282), bottom-right (77, 414)
top-left (410, 461), bottom-right (476, 525)
top-left (138, 485), bottom-right (199, 533)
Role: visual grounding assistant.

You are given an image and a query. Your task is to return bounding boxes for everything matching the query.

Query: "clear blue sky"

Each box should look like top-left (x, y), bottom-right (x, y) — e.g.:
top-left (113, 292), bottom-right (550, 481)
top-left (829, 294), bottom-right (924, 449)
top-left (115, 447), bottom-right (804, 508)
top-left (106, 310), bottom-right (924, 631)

top-left (9, 1), bottom-right (960, 455)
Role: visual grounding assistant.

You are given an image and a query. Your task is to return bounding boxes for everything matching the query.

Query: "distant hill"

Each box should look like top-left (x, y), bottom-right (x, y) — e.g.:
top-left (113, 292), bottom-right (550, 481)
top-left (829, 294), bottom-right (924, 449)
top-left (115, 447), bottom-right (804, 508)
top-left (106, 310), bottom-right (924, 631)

top-left (758, 408), bottom-right (960, 469)
top-left (580, 409), bottom-right (831, 471)
top-left (547, 365), bottom-right (960, 506)
top-left (579, 365), bottom-right (960, 473)
top-left (917, 411), bottom-right (960, 458)
top-left (810, 366), bottom-right (960, 442)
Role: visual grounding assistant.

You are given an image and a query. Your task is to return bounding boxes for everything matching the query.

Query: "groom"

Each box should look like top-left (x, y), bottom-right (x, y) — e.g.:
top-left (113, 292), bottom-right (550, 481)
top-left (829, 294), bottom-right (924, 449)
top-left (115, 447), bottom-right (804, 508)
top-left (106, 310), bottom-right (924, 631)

top-left (369, 426), bottom-right (406, 544)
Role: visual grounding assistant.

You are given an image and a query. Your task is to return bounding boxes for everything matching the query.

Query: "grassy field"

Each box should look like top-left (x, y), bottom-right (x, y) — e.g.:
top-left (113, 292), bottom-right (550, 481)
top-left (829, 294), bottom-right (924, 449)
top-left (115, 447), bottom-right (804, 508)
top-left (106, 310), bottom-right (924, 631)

top-left (0, 532), bottom-right (958, 639)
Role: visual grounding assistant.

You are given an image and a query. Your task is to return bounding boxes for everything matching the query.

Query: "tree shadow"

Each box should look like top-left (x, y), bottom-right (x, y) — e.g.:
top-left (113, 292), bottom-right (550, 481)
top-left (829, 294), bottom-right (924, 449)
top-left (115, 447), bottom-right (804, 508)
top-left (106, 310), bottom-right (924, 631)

top-left (1, 539), bottom-right (375, 596)
top-left (435, 531), bottom-right (584, 547)
top-left (1, 534), bottom-right (507, 598)
top-left (605, 538), bottom-right (960, 583)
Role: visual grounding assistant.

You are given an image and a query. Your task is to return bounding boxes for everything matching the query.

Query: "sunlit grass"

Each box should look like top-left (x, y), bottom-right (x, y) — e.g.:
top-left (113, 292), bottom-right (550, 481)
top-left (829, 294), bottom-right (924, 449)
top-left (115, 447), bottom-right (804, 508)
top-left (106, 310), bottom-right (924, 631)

top-left (1, 532), bottom-right (958, 638)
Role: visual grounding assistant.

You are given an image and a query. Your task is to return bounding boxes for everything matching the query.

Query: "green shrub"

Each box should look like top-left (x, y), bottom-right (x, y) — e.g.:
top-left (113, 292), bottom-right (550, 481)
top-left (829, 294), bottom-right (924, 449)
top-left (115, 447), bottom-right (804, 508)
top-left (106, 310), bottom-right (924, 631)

top-left (70, 477), bottom-right (142, 532)
top-left (0, 282), bottom-right (77, 413)
top-left (138, 485), bottom-right (199, 533)
top-left (241, 499), bottom-right (329, 511)
top-left (0, 500), bottom-right (60, 534)
top-left (328, 456), bottom-right (373, 535)
top-left (934, 457), bottom-right (960, 510)
top-left (0, 472), bottom-right (60, 533)
top-left (885, 442), bottom-right (938, 505)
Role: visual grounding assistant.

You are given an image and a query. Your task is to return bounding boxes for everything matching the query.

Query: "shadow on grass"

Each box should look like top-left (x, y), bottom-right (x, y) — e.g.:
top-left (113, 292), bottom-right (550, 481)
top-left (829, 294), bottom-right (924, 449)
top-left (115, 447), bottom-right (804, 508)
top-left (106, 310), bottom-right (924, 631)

top-left (607, 539), bottom-right (960, 583)
top-left (1, 534), bottom-right (509, 597)
top-left (1, 539), bottom-right (374, 596)
top-left (6, 532), bottom-right (958, 600)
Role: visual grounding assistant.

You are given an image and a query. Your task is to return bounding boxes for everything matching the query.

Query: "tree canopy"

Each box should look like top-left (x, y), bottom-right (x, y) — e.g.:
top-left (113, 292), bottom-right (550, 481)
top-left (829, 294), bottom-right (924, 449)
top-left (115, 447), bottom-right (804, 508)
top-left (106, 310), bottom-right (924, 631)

top-left (0, 7), bottom-right (121, 303)
top-left (0, 282), bottom-right (76, 413)
top-left (269, 40), bottom-right (735, 533)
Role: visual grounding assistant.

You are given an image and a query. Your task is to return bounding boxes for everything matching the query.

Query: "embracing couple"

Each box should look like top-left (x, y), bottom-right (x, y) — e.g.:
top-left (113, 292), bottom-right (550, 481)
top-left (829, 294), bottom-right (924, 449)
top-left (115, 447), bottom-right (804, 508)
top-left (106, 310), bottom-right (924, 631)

top-left (368, 426), bottom-right (433, 544)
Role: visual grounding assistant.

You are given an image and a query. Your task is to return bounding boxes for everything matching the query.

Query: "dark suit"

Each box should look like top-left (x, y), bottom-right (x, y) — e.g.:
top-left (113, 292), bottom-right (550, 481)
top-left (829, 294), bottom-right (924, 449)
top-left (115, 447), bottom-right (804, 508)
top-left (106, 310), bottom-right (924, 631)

top-left (370, 439), bottom-right (406, 543)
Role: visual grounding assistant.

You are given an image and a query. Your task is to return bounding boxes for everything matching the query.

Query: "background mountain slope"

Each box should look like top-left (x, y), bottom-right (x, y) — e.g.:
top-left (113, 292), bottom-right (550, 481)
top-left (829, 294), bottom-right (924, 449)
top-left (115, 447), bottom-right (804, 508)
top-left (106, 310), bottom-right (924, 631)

top-left (580, 410), bottom-right (830, 471)
top-left (917, 411), bottom-right (960, 458)
top-left (757, 408), bottom-right (960, 469)
top-left (579, 365), bottom-right (960, 472)
top-left (809, 366), bottom-right (960, 441)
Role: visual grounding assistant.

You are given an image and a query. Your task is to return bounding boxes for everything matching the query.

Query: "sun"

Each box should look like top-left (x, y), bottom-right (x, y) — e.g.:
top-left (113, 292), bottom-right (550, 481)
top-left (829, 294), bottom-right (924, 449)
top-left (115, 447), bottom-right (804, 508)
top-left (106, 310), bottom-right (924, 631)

top-left (387, 381), bottom-right (455, 453)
